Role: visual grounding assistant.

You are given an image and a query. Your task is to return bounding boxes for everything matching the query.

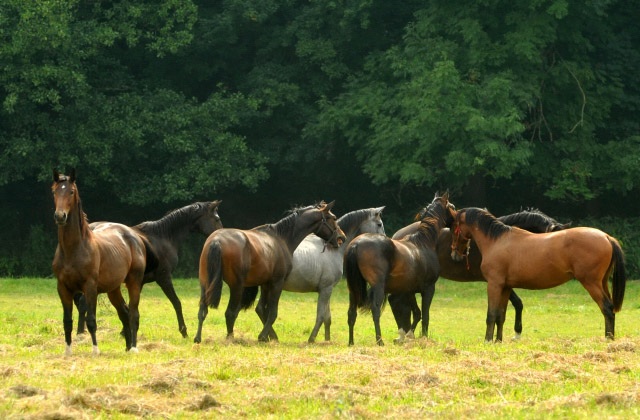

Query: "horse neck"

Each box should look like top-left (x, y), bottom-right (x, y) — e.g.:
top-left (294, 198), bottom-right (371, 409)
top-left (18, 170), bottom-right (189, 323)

top-left (336, 211), bottom-right (370, 253)
top-left (137, 208), bottom-right (196, 246)
top-left (57, 205), bottom-right (91, 256)
top-left (463, 224), bottom-right (495, 255)
top-left (273, 214), bottom-right (316, 254)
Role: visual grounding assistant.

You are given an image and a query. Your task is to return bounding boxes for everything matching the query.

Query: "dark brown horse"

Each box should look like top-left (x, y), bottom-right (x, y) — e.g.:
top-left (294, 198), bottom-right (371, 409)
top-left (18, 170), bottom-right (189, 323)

top-left (51, 169), bottom-right (156, 354)
top-left (344, 193), bottom-right (454, 345)
top-left (390, 208), bottom-right (570, 340)
top-left (77, 201), bottom-right (223, 337)
top-left (193, 201), bottom-right (346, 343)
top-left (450, 207), bottom-right (626, 341)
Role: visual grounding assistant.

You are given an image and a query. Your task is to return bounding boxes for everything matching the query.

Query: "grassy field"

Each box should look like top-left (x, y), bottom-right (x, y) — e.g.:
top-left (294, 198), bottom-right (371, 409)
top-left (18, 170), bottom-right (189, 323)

top-left (1, 277), bottom-right (639, 419)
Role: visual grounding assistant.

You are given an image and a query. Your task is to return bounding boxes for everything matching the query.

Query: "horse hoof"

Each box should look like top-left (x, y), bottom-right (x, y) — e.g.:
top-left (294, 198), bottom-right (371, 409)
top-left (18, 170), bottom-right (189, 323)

top-left (64, 345), bottom-right (72, 356)
top-left (406, 330), bottom-right (415, 340)
top-left (376, 339), bottom-right (384, 346)
top-left (193, 336), bottom-right (201, 344)
top-left (393, 337), bottom-right (404, 345)
top-left (92, 345), bottom-right (100, 355)
top-left (513, 333), bottom-right (522, 340)
top-left (129, 347), bottom-right (139, 353)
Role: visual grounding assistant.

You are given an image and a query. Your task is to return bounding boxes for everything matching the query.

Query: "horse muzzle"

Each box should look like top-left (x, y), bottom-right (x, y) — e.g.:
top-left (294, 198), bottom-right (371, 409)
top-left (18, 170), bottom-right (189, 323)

top-left (54, 211), bottom-right (68, 226)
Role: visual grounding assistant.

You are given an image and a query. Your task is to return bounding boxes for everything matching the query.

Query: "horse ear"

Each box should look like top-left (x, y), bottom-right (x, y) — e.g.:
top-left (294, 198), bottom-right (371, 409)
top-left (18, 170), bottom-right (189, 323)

top-left (322, 201), bottom-right (335, 213)
top-left (375, 206), bottom-right (385, 216)
top-left (212, 200), bottom-right (222, 209)
top-left (559, 222), bottom-right (572, 229)
top-left (442, 191), bottom-right (450, 201)
top-left (69, 168), bottom-right (76, 183)
top-left (53, 168), bottom-right (60, 182)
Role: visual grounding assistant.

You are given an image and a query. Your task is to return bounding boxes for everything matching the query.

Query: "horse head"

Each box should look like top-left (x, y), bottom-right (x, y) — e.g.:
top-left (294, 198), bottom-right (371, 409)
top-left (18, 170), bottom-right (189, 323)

top-left (193, 200), bottom-right (223, 235)
top-left (450, 208), bottom-right (472, 262)
top-left (52, 168), bottom-right (78, 226)
top-left (306, 201), bottom-right (346, 248)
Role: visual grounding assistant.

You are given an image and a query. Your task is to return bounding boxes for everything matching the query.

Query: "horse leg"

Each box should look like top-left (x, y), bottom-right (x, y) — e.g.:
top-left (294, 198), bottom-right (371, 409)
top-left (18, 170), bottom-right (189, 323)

top-left (388, 293), bottom-right (411, 343)
top-left (193, 286), bottom-right (208, 344)
top-left (57, 284), bottom-right (74, 356)
top-left (420, 281), bottom-right (436, 338)
top-left (509, 290), bottom-right (523, 339)
top-left (225, 284), bottom-right (244, 339)
top-left (73, 293), bottom-right (87, 335)
top-left (347, 293), bottom-right (358, 346)
top-left (107, 288), bottom-right (132, 350)
top-left (125, 280), bottom-right (142, 353)
top-left (495, 287), bottom-right (512, 342)
top-left (157, 276), bottom-right (188, 338)
top-left (371, 285), bottom-right (385, 346)
top-left (409, 294), bottom-right (421, 339)
top-left (580, 278), bottom-right (615, 339)
top-left (82, 284), bottom-right (100, 355)
top-left (485, 281), bottom-right (506, 343)
top-left (309, 287), bottom-right (332, 343)
top-left (258, 280), bottom-right (283, 342)
top-left (323, 291), bottom-right (332, 342)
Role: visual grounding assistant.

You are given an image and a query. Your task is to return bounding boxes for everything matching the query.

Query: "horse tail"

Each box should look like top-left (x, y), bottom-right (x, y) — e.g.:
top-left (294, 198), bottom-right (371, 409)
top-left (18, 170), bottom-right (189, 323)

top-left (345, 243), bottom-right (369, 310)
top-left (241, 286), bottom-right (259, 310)
top-left (140, 236), bottom-right (159, 274)
top-left (204, 241), bottom-right (224, 309)
top-left (609, 238), bottom-right (626, 313)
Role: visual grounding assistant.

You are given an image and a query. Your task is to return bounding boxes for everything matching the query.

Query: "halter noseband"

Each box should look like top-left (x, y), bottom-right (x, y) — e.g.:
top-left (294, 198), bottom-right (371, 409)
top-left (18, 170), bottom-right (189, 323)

top-left (452, 225), bottom-right (472, 270)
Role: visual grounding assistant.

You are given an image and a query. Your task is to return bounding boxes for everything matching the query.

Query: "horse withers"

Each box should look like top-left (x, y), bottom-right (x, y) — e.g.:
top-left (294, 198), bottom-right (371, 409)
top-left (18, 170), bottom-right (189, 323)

top-left (194, 201), bottom-right (346, 343)
top-left (51, 169), bottom-right (156, 355)
top-left (450, 207), bottom-right (626, 342)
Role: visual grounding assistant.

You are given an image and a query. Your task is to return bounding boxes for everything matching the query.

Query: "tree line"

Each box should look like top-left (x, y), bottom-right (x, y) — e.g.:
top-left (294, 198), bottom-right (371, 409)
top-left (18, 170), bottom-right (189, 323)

top-left (1, 0), bottom-right (639, 277)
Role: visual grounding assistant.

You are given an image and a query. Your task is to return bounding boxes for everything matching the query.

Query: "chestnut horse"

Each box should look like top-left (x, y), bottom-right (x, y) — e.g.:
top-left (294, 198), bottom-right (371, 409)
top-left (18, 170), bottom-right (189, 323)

top-left (344, 193), bottom-right (454, 345)
top-left (77, 201), bottom-right (223, 337)
top-left (51, 169), bottom-right (156, 354)
top-left (193, 201), bottom-right (346, 343)
top-left (390, 208), bottom-right (570, 339)
top-left (450, 207), bottom-right (626, 341)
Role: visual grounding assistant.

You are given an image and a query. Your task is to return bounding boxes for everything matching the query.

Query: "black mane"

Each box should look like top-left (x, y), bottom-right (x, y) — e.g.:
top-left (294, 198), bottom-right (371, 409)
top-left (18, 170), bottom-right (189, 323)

top-left (257, 204), bottom-right (318, 236)
top-left (498, 209), bottom-right (562, 233)
top-left (406, 197), bottom-right (450, 248)
top-left (461, 208), bottom-right (512, 239)
top-left (135, 202), bottom-right (208, 237)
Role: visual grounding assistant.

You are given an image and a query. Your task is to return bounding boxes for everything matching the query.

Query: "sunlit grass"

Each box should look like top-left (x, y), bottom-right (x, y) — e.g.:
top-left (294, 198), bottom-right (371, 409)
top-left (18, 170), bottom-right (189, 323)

top-left (1, 277), bottom-right (639, 419)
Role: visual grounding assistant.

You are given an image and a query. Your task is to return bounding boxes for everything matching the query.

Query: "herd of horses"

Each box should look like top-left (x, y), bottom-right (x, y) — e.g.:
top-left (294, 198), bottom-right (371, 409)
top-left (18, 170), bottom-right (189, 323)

top-left (51, 169), bottom-right (627, 355)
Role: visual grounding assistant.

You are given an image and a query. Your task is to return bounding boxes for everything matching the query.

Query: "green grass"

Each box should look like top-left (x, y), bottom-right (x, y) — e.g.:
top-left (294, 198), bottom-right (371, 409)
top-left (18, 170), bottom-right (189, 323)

top-left (1, 277), bottom-right (640, 419)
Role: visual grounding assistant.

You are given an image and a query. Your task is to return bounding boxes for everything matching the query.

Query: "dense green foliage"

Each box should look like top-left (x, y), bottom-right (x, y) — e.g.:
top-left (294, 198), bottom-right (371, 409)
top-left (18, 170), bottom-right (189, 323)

top-left (0, 0), bottom-right (638, 277)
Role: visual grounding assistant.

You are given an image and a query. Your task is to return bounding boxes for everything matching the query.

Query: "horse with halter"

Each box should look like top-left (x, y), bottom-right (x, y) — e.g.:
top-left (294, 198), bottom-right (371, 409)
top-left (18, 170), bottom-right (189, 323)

top-left (76, 201), bottom-right (223, 337)
top-left (450, 207), bottom-right (626, 341)
top-left (344, 193), bottom-right (454, 345)
top-left (255, 206), bottom-right (385, 343)
top-left (51, 169), bottom-right (157, 354)
top-left (193, 201), bottom-right (346, 343)
top-left (390, 208), bottom-right (570, 340)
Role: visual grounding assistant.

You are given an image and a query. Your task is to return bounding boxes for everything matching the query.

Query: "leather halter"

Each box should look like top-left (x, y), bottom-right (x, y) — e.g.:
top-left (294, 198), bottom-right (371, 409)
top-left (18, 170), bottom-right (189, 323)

top-left (452, 225), bottom-right (472, 270)
top-left (316, 214), bottom-right (340, 252)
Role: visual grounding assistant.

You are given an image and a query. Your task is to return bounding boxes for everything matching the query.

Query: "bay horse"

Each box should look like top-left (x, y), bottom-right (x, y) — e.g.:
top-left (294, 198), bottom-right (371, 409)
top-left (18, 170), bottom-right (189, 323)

top-left (51, 169), bottom-right (157, 354)
top-left (77, 201), bottom-right (223, 337)
top-left (193, 201), bottom-right (346, 343)
top-left (390, 208), bottom-right (570, 340)
top-left (256, 206), bottom-right (386, 343)
top-left (344, 193), bottom-right (454, 345)
top-left (450, 207), bottom-right (626, 341)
